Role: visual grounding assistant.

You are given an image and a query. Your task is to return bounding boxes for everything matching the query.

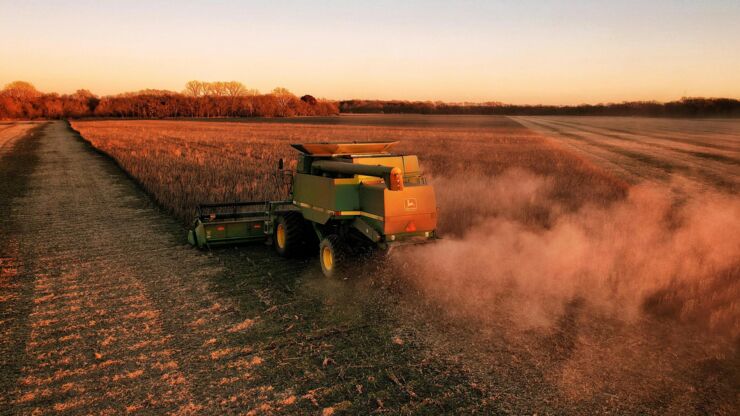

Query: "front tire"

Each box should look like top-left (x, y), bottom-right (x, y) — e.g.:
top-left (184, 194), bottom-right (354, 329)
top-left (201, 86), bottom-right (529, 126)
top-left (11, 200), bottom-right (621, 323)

top-left (319, 235), bottom-right (349, 278)
top-left (274, 212), bottom-right (306, 257)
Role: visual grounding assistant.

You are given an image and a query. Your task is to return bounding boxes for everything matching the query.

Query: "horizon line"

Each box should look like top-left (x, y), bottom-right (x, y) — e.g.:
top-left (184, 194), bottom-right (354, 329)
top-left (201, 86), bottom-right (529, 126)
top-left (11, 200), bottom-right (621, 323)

top-left (2, 79), bottom-right (738, 108)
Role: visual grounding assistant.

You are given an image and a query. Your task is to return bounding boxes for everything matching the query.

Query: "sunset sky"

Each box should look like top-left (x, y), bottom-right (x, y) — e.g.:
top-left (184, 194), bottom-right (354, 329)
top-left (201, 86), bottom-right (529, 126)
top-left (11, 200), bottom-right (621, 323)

top-left (1, 0), bottom-right (738, 104)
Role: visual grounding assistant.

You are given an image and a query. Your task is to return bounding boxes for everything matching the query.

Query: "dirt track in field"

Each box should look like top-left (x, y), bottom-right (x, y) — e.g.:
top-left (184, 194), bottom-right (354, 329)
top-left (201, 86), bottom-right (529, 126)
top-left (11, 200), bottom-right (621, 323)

top-left (1, 121), bottom-right (281, 413)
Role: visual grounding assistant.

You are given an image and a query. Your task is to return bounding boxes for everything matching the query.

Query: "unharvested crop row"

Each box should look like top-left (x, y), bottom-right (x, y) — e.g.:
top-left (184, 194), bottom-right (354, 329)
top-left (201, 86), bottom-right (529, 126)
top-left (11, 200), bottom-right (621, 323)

top-left (70, 119), bottom-right (626, 232)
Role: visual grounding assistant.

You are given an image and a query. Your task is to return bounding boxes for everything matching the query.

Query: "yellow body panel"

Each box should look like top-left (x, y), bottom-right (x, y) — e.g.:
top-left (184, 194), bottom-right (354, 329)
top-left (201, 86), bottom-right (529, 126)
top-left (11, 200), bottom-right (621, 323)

top-left (383, 184), bottom-right (437, 234)
top-left (293, 142), bottom-right (398, 156)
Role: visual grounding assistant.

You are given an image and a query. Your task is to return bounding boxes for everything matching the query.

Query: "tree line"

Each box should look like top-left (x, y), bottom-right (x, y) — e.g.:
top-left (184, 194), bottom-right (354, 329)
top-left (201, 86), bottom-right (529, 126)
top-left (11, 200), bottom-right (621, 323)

top-left (339, 98), bottom-right (740, 117)
top-left (2, 79), bottom-right (738, 119)
top-left (0, 81), bottom-right (338, 119)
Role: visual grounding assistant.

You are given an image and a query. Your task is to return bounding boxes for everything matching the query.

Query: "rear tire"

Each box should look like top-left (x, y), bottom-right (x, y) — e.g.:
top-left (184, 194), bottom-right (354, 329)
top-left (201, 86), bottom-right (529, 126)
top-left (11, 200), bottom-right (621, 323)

top-left (319, 234), bottom-right (350, 279)
top-left (274, 212), bottom-right (307, 257)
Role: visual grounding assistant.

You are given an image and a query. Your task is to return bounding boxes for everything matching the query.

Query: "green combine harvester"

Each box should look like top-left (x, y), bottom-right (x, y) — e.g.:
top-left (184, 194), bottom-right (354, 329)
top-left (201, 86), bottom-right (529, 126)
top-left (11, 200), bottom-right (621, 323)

top-left (188, 142), bottom-right (438, 277)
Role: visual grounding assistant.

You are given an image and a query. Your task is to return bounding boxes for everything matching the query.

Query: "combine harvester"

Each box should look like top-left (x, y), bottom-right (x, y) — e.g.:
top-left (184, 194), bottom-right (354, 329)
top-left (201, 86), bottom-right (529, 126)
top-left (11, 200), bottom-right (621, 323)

top-left (188, 142), bottom-right (438, 277)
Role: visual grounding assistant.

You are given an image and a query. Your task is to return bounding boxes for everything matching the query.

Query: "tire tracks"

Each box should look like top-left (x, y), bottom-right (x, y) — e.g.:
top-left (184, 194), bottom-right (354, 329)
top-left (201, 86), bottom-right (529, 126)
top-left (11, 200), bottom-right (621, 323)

top-left (514, 116), bottom-right (738, 193)
top-left (0, 123), bottom-right (46, 411)
top-left (2, 122), bottom-right (298, 414)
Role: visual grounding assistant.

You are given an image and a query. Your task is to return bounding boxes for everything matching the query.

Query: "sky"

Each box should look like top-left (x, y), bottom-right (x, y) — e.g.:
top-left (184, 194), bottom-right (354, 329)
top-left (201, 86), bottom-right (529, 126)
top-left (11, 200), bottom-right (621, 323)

top-left (1, 0), bottom-right (738, 105)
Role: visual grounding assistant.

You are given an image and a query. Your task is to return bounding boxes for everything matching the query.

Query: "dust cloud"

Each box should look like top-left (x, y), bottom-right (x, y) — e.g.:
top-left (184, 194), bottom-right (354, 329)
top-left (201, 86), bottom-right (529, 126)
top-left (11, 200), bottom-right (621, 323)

top-left (399, 170), bottom-right (740, 340)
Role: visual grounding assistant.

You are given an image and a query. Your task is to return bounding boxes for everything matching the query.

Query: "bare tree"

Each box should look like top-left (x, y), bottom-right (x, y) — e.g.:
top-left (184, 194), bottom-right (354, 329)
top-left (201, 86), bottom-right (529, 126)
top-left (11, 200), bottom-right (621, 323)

top-left (184, 80), bottom-right (205, 97)
top-left (271, 87), bottom-right (296, 116)
top-left (224, 81), bottom-right (247, 97)
top-left (2, 80), bottom-right (41, 100)
top-left (72, 89), bottom-right (96, 100)
top-left (206, 81), bottom-right (226, 97)
top-left (272, 87), bottom-right (294, 97)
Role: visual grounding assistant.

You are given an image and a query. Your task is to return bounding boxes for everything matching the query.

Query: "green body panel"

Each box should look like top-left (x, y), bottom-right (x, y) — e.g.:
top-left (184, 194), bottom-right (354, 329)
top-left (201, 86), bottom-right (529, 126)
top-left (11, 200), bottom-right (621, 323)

top-left (294, 174), bottom-right (332, 207)
top-left (358, 184), bottom-right (385, 218)
top-left (351, 217), bottom-right (381, 242)
top-left (293, 174), bottom-right (360, 210)
top-left (205, 221), bottom-right (265, 241)
top-left (191, 217), bottom-right (267, 248)
top-left (363, 217), bottom-right (384, 233)
top-left (293, 173), bottom-right (366, 225)
top-left (299, 206), bottom-right (331, 224)
top-left (334, 184), bottom-right (359, 209)
top-left (292, 171), bottom-right (392, 237)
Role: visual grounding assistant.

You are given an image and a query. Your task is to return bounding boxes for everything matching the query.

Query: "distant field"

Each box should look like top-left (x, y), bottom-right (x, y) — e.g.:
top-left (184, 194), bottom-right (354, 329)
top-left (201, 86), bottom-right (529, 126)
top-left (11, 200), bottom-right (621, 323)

top-left (182, 114), bottom-right (547, 129)
top-left (516, 116), bottom-right (740, 193)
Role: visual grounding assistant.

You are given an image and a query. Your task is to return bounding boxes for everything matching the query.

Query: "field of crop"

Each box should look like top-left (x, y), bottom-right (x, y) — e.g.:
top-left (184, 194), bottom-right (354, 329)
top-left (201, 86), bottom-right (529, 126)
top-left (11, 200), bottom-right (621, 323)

top-left (2, 116), bottom-right (738, 414)
top-left (68, 116), bottom-right (740, 330)
top-left (69, 118), bottom-right (627, 231)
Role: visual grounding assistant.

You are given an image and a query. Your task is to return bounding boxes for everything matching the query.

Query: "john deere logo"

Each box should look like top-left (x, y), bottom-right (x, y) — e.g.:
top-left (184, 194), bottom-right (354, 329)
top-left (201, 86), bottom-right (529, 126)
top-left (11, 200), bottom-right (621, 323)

top-left (404, 198), bottom-right (417, 211)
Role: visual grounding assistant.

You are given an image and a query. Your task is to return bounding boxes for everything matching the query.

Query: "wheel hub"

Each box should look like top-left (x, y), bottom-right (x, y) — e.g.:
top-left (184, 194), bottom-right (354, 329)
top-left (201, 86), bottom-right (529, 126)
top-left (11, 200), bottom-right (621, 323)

top-left (321, 246), bottom-right (333, 271)
top-left (276, 223), bottom-right (286, 248)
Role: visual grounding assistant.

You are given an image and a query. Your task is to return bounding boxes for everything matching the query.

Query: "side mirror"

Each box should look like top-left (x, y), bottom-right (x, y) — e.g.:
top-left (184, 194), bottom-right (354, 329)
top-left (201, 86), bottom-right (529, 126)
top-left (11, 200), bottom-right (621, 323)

top-left (278, 158), bottom-right (284, 170)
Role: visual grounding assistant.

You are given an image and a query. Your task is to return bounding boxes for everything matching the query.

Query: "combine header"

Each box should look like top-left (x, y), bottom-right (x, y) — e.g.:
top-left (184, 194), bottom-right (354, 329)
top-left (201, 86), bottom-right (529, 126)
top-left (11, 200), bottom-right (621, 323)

top-left (188, 141), bottom-right (437, 277)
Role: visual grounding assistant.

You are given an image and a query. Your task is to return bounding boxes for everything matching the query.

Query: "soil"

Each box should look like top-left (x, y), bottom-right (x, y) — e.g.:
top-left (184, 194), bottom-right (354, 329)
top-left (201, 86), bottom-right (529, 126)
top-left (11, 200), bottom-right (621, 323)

top-left (0, 122), bottom-right (479, 414)
top-left (1, 118), bottom-right (737, 415)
